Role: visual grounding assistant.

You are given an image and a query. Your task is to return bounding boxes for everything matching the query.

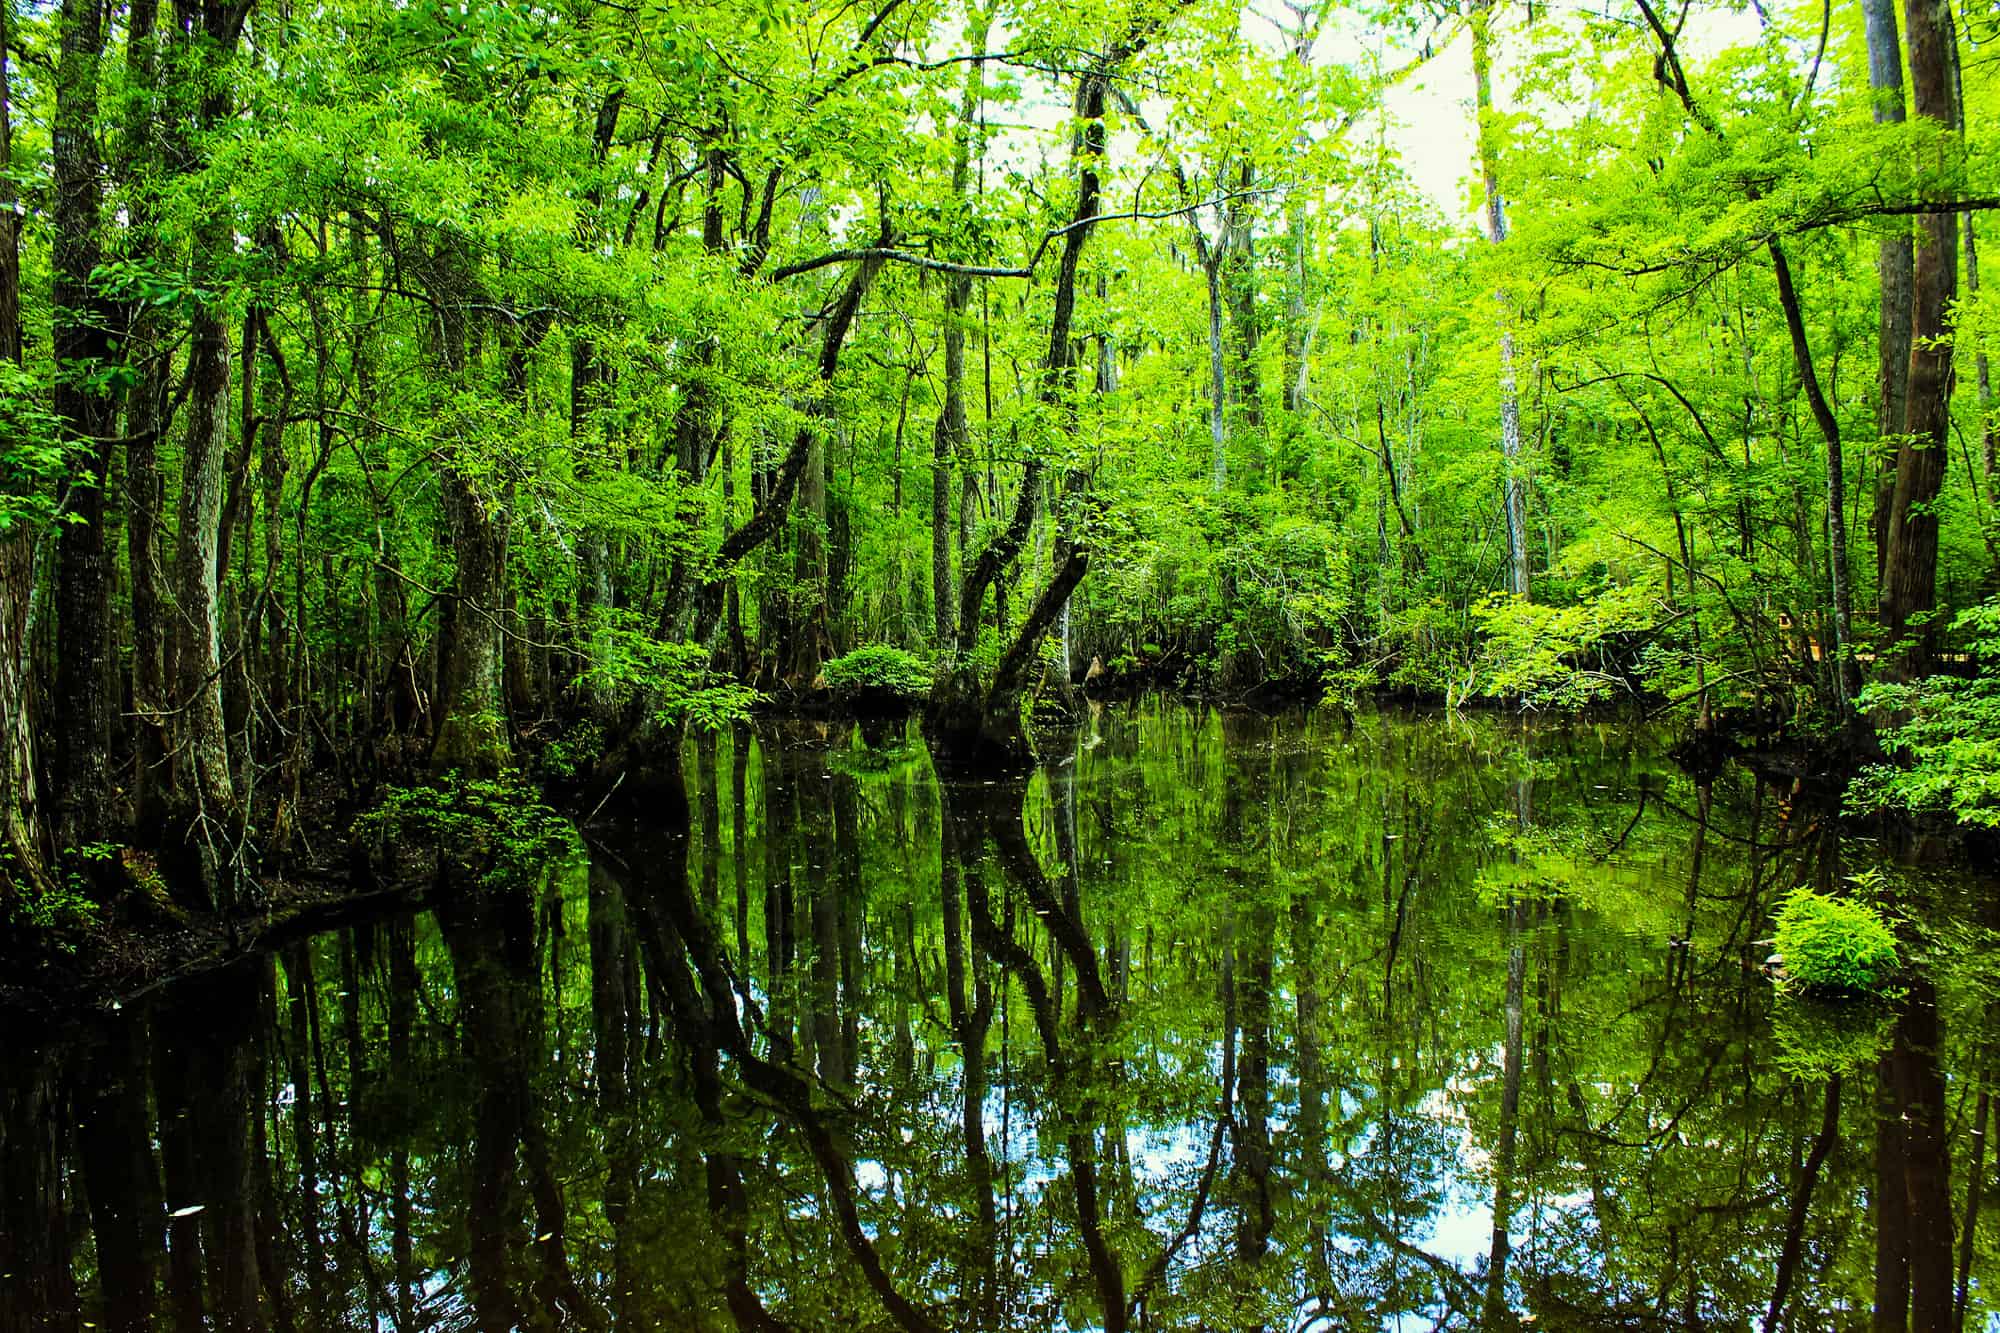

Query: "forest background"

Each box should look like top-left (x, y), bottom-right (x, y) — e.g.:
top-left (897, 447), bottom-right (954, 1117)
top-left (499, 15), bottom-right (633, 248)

top-left (1, 0), bottom-right (1997, 915)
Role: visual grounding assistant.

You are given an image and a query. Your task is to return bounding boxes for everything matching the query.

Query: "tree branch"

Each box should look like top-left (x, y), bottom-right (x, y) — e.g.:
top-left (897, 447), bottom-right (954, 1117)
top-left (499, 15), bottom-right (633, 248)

top-left (767, 191), bottom-right (1276, 284)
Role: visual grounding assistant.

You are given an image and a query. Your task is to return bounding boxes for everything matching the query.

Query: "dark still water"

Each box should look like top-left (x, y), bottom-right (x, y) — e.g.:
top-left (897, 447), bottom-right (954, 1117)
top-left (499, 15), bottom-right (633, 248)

top-left (5, 704), bottom-right (1996, 1331)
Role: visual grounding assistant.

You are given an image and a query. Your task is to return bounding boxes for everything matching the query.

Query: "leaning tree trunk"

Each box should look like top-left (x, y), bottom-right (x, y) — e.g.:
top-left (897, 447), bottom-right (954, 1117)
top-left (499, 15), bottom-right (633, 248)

top-left (927, 63), bottom-right (1117, 767)
top-left (688, 254), bottom-right (883, 651)
top-left (1879, 0), bottom-right (1960, 677)
top-left (51, 0), bottom-right (120, 851)
top-left (1769, 241), bottom-right (1861, 714)
top-left (928, 5), bottom-right (1210, 762)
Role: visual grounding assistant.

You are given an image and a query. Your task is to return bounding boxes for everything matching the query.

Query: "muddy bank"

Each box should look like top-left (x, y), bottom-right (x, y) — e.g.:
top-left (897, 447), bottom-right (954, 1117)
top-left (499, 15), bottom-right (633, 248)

top-left (0, 871), bottom-right (425, 1018)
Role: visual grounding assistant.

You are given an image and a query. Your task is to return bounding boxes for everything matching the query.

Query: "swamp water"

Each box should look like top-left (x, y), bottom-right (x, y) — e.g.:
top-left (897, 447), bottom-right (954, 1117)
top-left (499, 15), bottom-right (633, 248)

top-left (3, 703), bottom-right (1995, 1331)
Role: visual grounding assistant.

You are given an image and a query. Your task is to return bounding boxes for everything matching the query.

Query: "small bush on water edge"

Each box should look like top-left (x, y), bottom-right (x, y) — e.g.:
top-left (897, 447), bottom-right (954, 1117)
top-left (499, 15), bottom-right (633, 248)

top-left (355, 772), bottom-right (580, 891)
top-left (3, 846), bottom-right (103, 946)
top-left (1772, 886), bottom-right (1900, 996)
top-left (821, 645), bottom-right (933, 700)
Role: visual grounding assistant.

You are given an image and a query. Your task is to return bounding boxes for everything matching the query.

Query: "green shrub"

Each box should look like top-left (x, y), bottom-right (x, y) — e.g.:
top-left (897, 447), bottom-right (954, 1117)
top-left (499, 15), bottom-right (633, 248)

top-left (3, 847), bottom-right (102, 945)
top-left (1850, 598), bottom-right (2000, 828)
top-left (1469, 583), bottom-right (1658, 710)
top-left (821, 645), bottom-right (932, 699)
top-left (539, 722), bottom-right (604, 781)
top-left (576, 609), bottom-right (760, 731)
top-left (355, 771), bottom-right (580, 891)
top-left (1772, 886), bottom-right (1900, 995)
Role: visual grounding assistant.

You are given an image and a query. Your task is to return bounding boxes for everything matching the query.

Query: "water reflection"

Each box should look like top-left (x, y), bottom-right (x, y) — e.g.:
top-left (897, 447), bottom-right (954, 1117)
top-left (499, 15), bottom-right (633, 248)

top-left (5, 703), bottom-right (1996, 1331)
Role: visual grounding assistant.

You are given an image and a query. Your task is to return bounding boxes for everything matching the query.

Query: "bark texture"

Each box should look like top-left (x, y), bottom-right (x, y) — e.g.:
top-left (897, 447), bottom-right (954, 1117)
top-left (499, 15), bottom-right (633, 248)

top-left (1878, 0), bottom-right (1960, 675)
top-left (52, 0), bottom-right (120, 848)
top-left (1471, 0), bottom-right (1529, 600)
top-left (1864, 0), bottom-right (1914, 579)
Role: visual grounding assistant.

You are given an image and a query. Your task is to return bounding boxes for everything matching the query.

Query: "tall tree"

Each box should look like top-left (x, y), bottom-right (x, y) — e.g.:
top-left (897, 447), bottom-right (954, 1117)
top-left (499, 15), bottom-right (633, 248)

top-left (1879, 0), bottom-right (1962, 674)
top-left (1470, 0), bottom-right (1529, 601)
top-left (933, 10), bottom-right (993, 646)
top-left (0, 0), bottom-right (45, 889)
top-left (51, 0), bottom-right (120, 850)
top-left (1865, 0), bottom-right (1914, 582)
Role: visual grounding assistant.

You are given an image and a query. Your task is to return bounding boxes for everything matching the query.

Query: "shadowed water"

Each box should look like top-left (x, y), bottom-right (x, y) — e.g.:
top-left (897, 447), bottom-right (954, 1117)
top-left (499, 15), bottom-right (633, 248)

top-left (3, 703), bottom-right (1996, 1331)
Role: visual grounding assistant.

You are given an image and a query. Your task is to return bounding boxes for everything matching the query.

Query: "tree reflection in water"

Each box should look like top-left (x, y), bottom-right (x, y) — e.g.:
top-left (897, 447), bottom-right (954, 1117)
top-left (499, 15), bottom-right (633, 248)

top-left (5, 703), bottom-right (1996, 1331)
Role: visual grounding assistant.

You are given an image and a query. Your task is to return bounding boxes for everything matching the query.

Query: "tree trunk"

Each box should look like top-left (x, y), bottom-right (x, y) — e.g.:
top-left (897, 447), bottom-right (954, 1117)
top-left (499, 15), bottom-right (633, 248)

top-left (1769, 240), bottom-right (1860, 711)
top-left (1095, 273), bottom-right (1117, 395)
top-left (688, 255), bottom-right (881, 651)
top-left (1968, 217), bottom-right (1998, 528)
top-left (1280, 4), bottom-right (1314, 419)
top-left (932, 13), bottom-right (990, 648)
top-left (125, 353), bottom-right (171, 831)
top-left (256, 318), bottom-right (290, 727)
top-left (1225, 160), bottom-right (1262, 437)
top-left (170, 1), bottom-right (249, 899)
top-left (433, 467), bottom-right (513, 774)
top-left (1472, 0), bottom-right (1529, 600)
top-left (1879, 0), bottom-right (1960, 675)
top-left (432, 307), bottom-right (543, 775)
top-left (174, 301), bottom-right (242, 890)
top-left (571, 93), bottom-right (629, 716)
top-left (1206, 253), bottom-right (1228, 491)
top-left (52, 0), bottom-right (120, 850)
top-left (0, 3), bottom-right (46, 888)
top-left (0, 534), bottom-right (37, 885)
top-left (122, 0), bottom-right (171, 834)
top-left (573, 336), bottom-right (617, 719)
top-left (927, 59), bottom-right (1129, 763)
top-left (1864, 0), bottom-right (1913, 582)
top-left (933, 282), bottom-right (965, 645)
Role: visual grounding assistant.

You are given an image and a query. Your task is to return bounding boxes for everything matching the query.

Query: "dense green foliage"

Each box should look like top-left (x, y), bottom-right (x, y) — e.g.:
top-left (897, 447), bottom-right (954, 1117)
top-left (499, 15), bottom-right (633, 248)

top-left (1774, 883), bottom-right (1903, 994)
top-left (819, 643), bottom-right (933, 699)
top-left (354, 771), bottom-right (582, 889)
top-left (0, 0), bottom-right (1996, 904)
top-left (1853, 598), bottom-right (2000, 826)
